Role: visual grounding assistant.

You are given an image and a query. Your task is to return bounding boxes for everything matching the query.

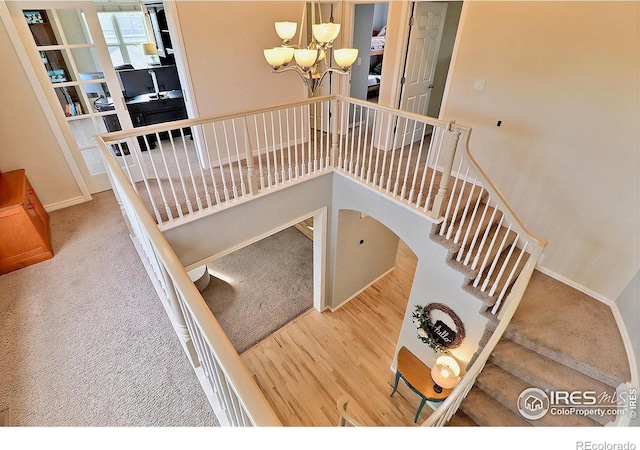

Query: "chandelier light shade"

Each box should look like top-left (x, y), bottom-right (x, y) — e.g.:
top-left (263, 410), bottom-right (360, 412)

top-left (275, 21), bottom-right (297, 44)
top-left (312, 22), bottom-right (340, 44)
top-left (264, 1), bottom-right (358, 95)
top-left (333, 48), bottom-right (358, 70)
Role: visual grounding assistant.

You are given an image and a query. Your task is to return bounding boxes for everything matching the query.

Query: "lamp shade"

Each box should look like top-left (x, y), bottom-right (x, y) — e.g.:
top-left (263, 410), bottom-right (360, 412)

top-left (312, 22), bottom-right (340, 44)
top-left (142, 42), bottom-right (158, 56)
top-left (279, 46), bottom-right (295, 64)
top-left (275, 21), bottom-right (297, 41)
top-left (264, 48), bottom-right (285, 67)
top-left (333, 48), bottom-right (358, 69)
top-left (294, 49), bottom-right (318, 69)
top-left (431, 355), bottom-right (461, 390)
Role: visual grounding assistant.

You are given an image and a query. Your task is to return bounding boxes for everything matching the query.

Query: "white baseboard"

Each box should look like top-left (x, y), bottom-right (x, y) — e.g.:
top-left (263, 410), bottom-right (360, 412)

top-left (330, 266), bottom-right (395, 312)
top-left (44, 195), bottom-right (89, 212)
top-left (534, 264), bottom-right (613, 305)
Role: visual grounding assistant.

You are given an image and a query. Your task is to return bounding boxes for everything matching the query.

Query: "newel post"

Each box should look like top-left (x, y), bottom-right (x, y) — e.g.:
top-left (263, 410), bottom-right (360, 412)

top-left (243, 117), bottom-right (260, 196)
top-left (329, 98), bottom-right (339, 168)
top-left (429, 125), bottom-right (461, 220)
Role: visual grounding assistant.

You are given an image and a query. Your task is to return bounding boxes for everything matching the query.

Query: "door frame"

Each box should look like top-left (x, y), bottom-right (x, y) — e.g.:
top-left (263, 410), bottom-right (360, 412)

top-left (344, 1), bottom-right (465, 121)
top-left (0, 0), bottom-right (91, 203)
top-left (3, 0), bottom-right (146, 195)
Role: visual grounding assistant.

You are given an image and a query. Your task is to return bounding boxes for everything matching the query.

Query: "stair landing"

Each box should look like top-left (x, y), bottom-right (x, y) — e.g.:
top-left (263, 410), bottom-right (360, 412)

top-left (503, 270), bottom-right (630, 388)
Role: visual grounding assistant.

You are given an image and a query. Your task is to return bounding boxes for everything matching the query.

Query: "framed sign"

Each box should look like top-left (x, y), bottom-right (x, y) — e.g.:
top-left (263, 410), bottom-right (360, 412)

top-left (412, 303), bottom-right (465, 353)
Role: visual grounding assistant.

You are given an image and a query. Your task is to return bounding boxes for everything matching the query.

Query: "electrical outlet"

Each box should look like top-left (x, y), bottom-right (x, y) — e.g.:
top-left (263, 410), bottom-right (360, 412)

top-left (473, 79), bottom-right (486, 92)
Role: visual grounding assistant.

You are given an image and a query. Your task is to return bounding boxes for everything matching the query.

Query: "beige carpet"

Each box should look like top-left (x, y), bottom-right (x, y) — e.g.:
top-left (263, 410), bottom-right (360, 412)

top-left (203, 226), bottom-right (313, 354)
top-left (0, 192), bottom-right (218, 426)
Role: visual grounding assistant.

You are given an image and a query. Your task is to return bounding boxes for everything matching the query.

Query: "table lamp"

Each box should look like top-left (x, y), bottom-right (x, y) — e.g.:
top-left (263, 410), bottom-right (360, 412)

top-left (143, 42), bottom-right (159, 65)
top-left (431, 355), bottom-right (461, 394)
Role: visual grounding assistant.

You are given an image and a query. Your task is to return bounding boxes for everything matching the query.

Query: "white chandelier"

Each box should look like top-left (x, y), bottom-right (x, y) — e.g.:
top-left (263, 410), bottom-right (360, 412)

top-left (263, 2), bottom-right (358, 95)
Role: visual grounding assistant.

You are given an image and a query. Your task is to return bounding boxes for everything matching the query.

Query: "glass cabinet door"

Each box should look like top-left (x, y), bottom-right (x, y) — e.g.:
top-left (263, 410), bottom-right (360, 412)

top-left (9, 1), bottom-right (143, 193)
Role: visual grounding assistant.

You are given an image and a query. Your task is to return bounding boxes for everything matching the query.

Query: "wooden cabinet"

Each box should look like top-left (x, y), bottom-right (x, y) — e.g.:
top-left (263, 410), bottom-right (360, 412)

top-left (0, 170), bottom-right (53, 275)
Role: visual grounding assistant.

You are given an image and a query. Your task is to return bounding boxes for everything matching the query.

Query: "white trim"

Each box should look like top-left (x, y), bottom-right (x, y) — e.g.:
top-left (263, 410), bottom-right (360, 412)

top-left (610, 304), bottom-right (640, 399)
top-left (0, 1), bottom-right (91, 201)
top-left (163, 1), bottom-right (199, 120)
top-left (329, 266), bottom-right (395, 312)
top-left (535, 264), bottom-right (613, 306)
top-left (43, 195), bottom-right (88, 212)
top-left (438, 0), bottom-right (469, 120)
top-left (313, 207), bottom-right (328, 312)
top-left (129, 234), bottom-right (223, 424)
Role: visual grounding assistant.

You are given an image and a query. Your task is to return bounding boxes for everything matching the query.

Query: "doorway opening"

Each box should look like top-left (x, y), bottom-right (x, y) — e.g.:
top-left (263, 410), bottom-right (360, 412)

top-left (350, 3), bottom-right (388, 104)
top-left (94, 2), bottom-right (190, 152)
top-left (398, 1), bottom-right (463, 120)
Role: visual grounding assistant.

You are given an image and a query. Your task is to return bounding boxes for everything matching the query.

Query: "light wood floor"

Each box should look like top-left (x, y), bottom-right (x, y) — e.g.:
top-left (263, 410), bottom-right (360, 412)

top-left (241, 240), bottom-right (429, 426)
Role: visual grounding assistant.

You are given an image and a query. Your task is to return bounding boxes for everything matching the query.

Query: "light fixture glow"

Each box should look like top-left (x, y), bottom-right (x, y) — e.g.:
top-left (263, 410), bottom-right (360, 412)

top-left (275, 21), bottom-right (297, 42)
top-left (431, 355), bottom-right (461, 391)
top-left (294, 49), bottom-right (319, 69)
top-left (264, 1), bottom-right (357, 95)
top-left (333, 48), bottom-right (358, 69)
top-left (264, 48), bottom-right (285, 68)
top-left (312, 22), bottom-right (340, 44)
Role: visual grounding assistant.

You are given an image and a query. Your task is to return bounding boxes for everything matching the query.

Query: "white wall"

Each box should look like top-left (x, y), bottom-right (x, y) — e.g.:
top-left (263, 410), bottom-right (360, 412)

top-left (616, 270), bottom-right (640, 426)
top-left (440, 1), bottom-right (640, 300)
top-left (331, 173), bottom-right (488, 369)
top-left (332, 210), bottom-right (399, 307)
top-left (350, 3), bottom-right (374, 101)
top-left (426, 1), bottom-right (462, 119)
top-left (174, 1), bottom-right (307, 117)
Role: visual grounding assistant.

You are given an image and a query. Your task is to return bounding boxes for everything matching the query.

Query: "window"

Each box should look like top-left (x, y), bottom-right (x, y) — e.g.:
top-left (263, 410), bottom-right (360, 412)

top-left (98, 11), bottom-right (155, 68)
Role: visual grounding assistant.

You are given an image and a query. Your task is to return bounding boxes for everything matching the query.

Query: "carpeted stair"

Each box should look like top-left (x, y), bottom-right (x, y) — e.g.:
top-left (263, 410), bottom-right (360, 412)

top-left (427, 176), bottom-right (630, 427)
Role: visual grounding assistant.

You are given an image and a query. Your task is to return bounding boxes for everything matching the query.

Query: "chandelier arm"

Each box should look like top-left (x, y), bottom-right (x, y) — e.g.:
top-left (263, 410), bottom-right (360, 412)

top-left (298, 3), bottom-right (306, 49)
top-left (273, 65), bottom-right (311, 83)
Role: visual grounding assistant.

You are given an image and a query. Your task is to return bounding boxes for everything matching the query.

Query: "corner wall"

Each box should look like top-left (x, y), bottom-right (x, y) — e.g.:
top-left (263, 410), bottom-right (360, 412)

top-left (330, 173), bottom-right (488, 369)
top-left (616, 271), bottom-right (640, 426)
top-left (440, 1), bottom-right (640, 300)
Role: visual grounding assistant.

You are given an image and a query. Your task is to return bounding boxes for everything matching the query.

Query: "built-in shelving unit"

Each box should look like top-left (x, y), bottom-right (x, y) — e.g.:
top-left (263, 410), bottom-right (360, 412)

top-left (146, 3), bottom-right (175, 66)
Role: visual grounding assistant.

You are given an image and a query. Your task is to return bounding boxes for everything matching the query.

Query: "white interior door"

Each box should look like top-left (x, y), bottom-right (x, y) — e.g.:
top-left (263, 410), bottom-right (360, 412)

top-left (7, 1), bottom-right (142, 194)
top-left (397, 2), bottom-right (447, 142)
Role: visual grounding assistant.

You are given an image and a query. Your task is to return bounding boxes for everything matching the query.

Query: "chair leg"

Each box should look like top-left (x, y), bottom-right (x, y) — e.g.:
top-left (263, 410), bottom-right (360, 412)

top-left (390, 372), bottom-right (400, 397)
top-left (414, 397), bottom-right (427, 423)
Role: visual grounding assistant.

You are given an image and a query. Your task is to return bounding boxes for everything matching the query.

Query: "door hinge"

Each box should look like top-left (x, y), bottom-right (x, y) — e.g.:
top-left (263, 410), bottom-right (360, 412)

top-left (409, 16), bottom-right (415, 27)
top-left (401, 77), bottom-right (406, 85)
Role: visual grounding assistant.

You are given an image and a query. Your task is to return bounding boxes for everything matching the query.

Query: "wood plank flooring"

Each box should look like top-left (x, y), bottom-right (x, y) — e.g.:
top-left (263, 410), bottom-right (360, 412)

top-left (241, 240), bottom-right (429, 426)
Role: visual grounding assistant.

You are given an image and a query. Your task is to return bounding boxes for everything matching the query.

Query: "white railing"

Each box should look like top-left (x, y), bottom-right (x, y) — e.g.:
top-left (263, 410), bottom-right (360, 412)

top-left (334, 96), bottom-right (455, 218)
top-left (423, 240), bottom-right (545, 427)
top-left (98, 94), bottom-right (546, 427)
top-left (99, 140), bottom-right (282, 427)
top-left (101, 96), bottom-right (334, 228)
top-left (334, 96), bottom-right (546, 318)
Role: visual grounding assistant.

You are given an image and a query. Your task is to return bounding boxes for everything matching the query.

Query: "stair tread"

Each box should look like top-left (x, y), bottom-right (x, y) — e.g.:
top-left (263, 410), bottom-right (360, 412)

top-left (445, 409), bottom-right (478, 426)
top-left (459, 386), bottom-right (531, 427)
top-left (460, 244), bottom-right (529, 309)
top-left (504, 271), bottom-right (630, 388)
top-left (477, 362), bottom-right (602, 426)
top-left (448, 202), bottom-right (503, 259)
top-left (491, 339), bottom-right (618, 425)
